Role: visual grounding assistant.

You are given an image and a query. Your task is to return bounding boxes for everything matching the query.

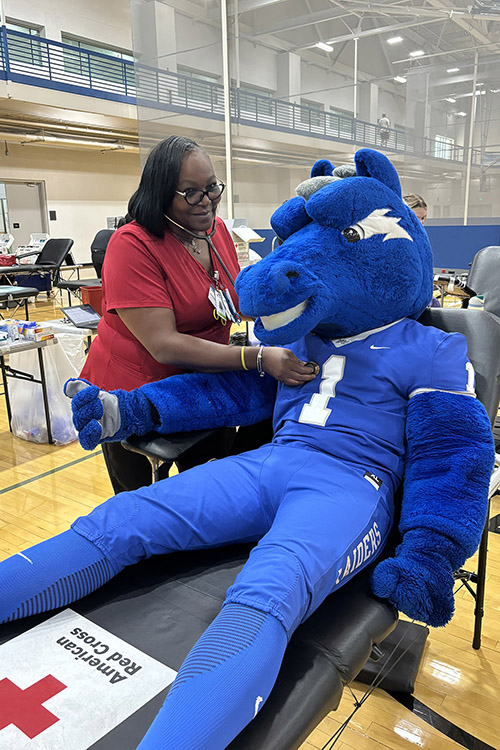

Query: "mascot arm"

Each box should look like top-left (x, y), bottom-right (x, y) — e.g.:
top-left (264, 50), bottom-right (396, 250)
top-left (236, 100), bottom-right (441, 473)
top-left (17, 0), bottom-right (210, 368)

top-left (371, 390), bottom-right (494, 626)
top-left (65, 371), bottom-right (277, 451)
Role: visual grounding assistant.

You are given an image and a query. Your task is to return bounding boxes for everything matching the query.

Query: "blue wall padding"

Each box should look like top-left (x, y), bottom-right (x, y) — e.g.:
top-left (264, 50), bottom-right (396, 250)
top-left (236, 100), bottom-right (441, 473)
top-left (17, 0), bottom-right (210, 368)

top-left (424, 226), bottom-right (500, 270)
top-left (251, 230), bottom-right (275, 257)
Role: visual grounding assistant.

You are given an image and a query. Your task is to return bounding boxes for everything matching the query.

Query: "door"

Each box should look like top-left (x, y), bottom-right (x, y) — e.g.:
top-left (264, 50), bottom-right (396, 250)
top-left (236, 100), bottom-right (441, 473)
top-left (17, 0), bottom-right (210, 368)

top-left (3, 182), bottom-right (47, 247)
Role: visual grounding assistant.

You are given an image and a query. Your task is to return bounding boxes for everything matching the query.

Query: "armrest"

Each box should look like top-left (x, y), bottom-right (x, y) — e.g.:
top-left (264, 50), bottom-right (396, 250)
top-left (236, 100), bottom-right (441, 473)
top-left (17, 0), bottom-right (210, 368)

top-left (122, 429), bottom-right (220, 463)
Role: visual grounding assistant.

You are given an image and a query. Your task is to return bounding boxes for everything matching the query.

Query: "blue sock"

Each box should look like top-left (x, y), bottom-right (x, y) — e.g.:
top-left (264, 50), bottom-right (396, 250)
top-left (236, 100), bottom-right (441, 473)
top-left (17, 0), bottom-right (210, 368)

top-left (0, 528), bottom-right (117, 623)
top-left (138, 603), bottom-right (288, 750)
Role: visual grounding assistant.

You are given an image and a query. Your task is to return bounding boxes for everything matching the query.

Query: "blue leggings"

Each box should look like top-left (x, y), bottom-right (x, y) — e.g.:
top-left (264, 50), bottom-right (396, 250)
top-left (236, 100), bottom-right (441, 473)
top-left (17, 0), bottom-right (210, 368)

top-left (74, 443), bottom-right (394, 635)
top-left (0, 443), bottom-right (394, 749)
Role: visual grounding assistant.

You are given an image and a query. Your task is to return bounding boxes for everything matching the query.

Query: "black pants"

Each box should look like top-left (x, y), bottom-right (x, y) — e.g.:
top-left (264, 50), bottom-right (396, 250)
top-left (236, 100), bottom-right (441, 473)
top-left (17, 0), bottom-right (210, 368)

top-left (101, 427), bottom-right (237, 494)
top-left (101, 419), bottom-right (275, 495)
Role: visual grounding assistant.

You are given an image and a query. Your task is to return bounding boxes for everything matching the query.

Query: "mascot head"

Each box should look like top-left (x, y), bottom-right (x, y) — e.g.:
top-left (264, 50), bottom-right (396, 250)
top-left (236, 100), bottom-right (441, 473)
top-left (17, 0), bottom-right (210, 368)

top-left (236, 148), bottom-right (433, 344)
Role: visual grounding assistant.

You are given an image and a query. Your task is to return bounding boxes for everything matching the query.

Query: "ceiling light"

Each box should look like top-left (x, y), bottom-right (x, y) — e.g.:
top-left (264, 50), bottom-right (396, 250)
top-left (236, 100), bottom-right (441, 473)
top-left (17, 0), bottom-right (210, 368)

top-left (447, 67), bottom-right (460, 73)
top-left (475, 90), bottom-right (486, 95)
top-left (409, 50), bottom-right (424, 57)
top-left (445, 97), bottom-right (456, 103)
top-left (316, 42), bottom-right (333, 52)
top-left (394, 76), bottom-right (407, 83)
top-left (387, 36), bottom-right (403, 44)
top-left (456, 111), bottom-right (467, 116)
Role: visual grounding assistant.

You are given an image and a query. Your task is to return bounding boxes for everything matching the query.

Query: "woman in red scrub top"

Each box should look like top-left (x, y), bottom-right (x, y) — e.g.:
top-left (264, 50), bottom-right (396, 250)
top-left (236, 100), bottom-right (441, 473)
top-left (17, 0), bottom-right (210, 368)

top-left (81, 135), bottom-right (315, 493)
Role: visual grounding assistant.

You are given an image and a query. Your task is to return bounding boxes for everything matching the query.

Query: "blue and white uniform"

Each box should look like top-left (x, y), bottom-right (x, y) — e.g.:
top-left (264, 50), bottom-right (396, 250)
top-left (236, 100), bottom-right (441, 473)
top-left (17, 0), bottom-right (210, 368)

top-left (73, 318), bottom-right (474, 636)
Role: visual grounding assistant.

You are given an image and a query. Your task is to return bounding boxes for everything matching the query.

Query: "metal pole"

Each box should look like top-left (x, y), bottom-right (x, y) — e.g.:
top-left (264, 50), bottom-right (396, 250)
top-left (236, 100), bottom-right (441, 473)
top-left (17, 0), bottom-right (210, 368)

top-left (463, 51), bottom-right (478, 226)
top-left (234, 0), bottom-right (240, 89)
top-left (353, 37), bottom-right (358, 120)
top-left (221, 0), bottom-right (234, 220)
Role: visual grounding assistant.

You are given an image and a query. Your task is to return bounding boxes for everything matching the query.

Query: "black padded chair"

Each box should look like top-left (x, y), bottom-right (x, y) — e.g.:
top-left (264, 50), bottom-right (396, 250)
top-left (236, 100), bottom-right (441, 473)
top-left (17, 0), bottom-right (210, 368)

top-left (91, 228), bottom-right (114, 279)
top-left (0, 238), bottom-right (74, 290)
top-left (465, 245), bottom-right (500, 317)
top-left (2, 310), bottom-right (499, 749)
top-left (54, 229), bottom-right (110, 306)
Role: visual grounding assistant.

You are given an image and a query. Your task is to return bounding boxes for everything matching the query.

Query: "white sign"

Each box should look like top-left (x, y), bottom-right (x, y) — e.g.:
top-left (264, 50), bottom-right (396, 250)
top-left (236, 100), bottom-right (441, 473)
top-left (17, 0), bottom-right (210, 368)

top-left (0, 610), bottom-right (177, 749)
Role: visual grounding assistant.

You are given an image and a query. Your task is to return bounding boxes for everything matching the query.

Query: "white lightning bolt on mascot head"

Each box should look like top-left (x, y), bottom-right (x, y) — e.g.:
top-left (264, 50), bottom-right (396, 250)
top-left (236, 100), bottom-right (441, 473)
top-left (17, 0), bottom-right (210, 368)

top-left (236, 148), bottom-right (433, 344)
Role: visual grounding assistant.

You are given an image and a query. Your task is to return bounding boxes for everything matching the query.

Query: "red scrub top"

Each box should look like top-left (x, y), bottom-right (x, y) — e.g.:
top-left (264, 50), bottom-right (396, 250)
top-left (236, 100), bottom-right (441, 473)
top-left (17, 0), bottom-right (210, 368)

top-left (80, 217), bottom-right (240, 391)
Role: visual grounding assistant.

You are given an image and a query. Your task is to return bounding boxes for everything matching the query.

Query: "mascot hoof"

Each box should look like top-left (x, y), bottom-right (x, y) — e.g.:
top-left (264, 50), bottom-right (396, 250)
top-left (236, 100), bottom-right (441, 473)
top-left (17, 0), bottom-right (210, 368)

top-left (371, 557), bottom-right (455, 627)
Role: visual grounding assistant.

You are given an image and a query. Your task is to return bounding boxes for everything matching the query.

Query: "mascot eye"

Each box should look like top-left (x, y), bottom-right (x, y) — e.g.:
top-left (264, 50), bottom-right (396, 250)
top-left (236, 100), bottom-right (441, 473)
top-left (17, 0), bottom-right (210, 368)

top-left (342, 224), bottom-right (365, 243)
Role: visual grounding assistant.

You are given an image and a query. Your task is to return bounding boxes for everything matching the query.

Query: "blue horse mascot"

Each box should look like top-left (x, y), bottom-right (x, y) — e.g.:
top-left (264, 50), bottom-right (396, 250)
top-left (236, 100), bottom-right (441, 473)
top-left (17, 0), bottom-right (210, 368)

top-left (1, 149), bottom-right (494, 750)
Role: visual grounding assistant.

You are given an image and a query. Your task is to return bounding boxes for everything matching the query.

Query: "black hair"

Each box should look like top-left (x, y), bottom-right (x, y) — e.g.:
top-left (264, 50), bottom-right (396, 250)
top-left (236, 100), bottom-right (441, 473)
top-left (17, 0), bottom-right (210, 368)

top-left (116, 213), bottom-right (133, 228)
top-left (128, 135), bottom-right (200, 237)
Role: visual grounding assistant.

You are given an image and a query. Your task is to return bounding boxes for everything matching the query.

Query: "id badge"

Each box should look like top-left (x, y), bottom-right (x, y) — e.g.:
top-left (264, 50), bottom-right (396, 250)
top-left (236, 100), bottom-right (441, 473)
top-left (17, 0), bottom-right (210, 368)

top-left (208, 284), bottom-right (218, 308)
top-left (222, 288), bottom-right (241, 324)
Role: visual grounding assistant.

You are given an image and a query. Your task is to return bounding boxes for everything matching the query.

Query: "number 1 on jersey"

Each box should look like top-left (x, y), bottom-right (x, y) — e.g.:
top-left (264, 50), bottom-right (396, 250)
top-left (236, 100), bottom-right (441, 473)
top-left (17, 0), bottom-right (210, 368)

top-left (299, 355), bottom-right (346, 426)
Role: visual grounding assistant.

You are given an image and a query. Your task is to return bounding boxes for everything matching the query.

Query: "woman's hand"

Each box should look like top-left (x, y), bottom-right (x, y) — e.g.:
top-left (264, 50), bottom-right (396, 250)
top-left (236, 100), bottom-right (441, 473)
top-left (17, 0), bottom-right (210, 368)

top-left (261, 347), bottom-right (319, 386)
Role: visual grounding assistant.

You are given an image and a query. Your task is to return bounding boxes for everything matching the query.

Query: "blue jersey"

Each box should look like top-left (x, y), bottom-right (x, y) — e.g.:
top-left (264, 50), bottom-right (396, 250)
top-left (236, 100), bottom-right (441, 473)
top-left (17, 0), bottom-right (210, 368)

top-left (272, 318), bottom-right (475, 483)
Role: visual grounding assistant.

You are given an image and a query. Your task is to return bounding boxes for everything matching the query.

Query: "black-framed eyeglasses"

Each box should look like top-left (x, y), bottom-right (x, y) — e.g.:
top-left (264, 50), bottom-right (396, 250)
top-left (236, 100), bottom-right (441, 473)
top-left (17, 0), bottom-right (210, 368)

top-left (175, 182), bottom-right (225, 206)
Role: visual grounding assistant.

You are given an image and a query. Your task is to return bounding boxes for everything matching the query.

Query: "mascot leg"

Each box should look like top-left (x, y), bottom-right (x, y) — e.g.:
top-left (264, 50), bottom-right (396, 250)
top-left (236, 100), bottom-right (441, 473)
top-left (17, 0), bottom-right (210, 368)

top-left (0, 528), bottom-right (116, 623)
top-left (138, 603), bottom-right (287, 750)
top-left (138, 447), bottom-right (395, 750)
top-left (0, 448), bottom-right (273, 625)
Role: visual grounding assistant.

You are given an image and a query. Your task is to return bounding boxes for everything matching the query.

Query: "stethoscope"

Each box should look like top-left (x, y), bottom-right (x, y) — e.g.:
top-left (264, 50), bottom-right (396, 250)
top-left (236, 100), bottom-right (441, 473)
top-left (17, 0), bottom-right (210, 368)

top-left (164, 214), bottom-right (235, 287)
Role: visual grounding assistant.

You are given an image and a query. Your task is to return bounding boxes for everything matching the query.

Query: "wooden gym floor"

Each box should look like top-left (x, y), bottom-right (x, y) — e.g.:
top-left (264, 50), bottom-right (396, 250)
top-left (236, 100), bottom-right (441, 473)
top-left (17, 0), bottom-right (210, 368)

top-left (0, 292), bottom-right (499, 750)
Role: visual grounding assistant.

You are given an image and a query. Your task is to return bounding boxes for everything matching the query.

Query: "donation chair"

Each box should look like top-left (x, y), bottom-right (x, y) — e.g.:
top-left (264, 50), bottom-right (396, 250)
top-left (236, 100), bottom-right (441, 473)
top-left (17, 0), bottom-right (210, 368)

top-left (55, 229), bottom-right (109, 306)
top-left (0, 238), bottom-right (74, 290)
top-left (2, 309), bottom-right (500, 750)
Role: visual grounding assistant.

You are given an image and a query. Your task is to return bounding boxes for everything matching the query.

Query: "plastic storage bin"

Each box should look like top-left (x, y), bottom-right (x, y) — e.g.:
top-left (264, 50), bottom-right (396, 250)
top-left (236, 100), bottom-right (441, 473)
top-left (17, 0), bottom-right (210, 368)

top-left (81, 285), bottom-right (103, 316)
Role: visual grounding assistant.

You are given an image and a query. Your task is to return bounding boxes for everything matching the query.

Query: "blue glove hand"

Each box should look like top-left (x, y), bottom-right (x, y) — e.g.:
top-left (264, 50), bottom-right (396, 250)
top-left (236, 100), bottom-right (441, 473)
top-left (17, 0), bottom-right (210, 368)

top-left (64, 378), bottom-right (122, 450)
top-left (371, 529), bottom-right (457, 627)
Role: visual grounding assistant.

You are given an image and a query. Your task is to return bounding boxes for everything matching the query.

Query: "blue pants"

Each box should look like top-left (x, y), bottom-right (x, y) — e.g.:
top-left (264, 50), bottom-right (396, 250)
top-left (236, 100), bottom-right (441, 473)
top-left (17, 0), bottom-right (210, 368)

top-left (73, 443), bottom-right (394, 636)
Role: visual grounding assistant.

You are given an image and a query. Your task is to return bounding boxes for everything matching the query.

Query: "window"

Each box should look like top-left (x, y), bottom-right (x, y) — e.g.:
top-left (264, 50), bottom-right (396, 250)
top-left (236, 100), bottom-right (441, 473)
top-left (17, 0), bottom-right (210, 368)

top-left (177, 67), bottom-right (220, 108)
top-left (61, 34), bottom-right (134, 88)
top-left (6, 19), bottom-right (43, 68)
top-left (434, 134), bottom-right (455, 160)
top-left (301, 98), bottom-right (324, 129)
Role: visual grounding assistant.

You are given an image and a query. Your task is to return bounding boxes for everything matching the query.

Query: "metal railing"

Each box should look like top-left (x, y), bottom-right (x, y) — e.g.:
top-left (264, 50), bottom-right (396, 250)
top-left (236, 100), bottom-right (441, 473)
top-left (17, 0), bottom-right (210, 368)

top-left (0, 27), bottom-right (496, 169)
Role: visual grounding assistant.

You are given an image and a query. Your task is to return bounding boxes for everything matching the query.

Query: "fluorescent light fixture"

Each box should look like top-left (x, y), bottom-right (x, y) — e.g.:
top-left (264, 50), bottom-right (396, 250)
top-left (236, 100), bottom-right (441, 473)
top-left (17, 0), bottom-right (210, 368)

top-left (409, 50), bottom-right (424, 57)
top-left (456, 111), bottom-right (467, 116)
top-left (447, 67), bottom-right (460, 73)
top-left (445, 97), bottom-right (456, 103)
top-left (394, 76), bottom-right (407, 83)
top-left (316, 41), bottom-right (333, 52)
top-left (387, 36), bottom-right (403, 44)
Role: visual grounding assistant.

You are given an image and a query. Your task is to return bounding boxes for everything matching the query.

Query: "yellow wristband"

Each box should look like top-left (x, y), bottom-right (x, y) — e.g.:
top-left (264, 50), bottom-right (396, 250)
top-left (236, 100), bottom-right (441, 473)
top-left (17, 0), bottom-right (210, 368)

top-left (240, 346), bottom-right (249, 371)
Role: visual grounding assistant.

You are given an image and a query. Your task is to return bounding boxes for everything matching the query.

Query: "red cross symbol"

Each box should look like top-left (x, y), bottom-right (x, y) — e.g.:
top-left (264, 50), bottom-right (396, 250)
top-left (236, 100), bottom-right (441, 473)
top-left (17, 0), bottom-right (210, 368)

top-left (0, 674), bottom-right (67, 739)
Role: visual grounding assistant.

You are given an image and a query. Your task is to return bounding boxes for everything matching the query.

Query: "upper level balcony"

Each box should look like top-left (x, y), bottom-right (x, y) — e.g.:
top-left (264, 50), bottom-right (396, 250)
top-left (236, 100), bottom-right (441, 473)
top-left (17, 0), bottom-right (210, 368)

top-left (0, 26), bottom-right (497, 170)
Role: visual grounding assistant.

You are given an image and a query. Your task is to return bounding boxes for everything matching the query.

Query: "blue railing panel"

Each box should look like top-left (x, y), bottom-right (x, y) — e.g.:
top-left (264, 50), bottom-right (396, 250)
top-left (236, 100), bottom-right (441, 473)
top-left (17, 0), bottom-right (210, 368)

top-left (0, 27), bottom-right (497, 170)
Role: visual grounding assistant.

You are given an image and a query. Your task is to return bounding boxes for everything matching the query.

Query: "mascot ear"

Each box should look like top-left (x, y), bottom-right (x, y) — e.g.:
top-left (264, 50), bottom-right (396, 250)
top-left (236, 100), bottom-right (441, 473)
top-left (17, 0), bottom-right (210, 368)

top-left (311, 159), bottom-right (334, 177)
top-left (270, 195), bottom-right (311, 241)
top-left (354, 148), bottom-right (402, 196)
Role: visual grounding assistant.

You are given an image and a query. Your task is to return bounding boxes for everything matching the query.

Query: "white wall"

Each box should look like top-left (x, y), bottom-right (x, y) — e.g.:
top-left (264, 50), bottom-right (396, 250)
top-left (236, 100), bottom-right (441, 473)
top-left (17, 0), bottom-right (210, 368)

top-left (0, 144), bottom-right (141, 260)
top-left (6, 0), bottom-right (132, 49)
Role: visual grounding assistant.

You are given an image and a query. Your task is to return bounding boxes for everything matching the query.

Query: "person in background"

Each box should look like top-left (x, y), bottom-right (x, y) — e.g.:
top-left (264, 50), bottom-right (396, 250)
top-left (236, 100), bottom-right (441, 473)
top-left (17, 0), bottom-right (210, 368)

top-left (377, 113), bottom-right (391, 147)
top-left (403, 193), bottom-right (427, 225)
top-left (80, 135), bottom-right (316, 493)
top-left (403, 192), bottom-right (438, 305)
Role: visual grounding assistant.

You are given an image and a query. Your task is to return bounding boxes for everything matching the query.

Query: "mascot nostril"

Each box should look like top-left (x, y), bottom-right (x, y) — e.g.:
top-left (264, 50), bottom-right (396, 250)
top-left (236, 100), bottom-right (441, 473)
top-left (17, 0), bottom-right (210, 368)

top-left (58, 146), bottom-right (494, 750)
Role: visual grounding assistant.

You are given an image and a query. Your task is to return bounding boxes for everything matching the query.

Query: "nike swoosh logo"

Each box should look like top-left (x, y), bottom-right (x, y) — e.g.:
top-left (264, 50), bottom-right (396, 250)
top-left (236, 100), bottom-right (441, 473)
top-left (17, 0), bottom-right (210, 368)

top-left (370, 345), bottom-right (391, 349)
